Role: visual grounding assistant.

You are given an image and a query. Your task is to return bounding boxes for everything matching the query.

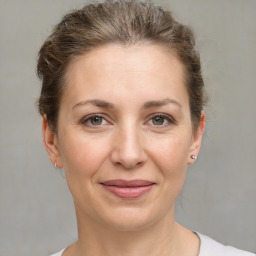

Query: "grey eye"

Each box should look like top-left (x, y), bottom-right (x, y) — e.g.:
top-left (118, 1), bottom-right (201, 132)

top-left (90, 116), bottom-right (103, 125)
top-left (152, 116), bottom-right (165, 125)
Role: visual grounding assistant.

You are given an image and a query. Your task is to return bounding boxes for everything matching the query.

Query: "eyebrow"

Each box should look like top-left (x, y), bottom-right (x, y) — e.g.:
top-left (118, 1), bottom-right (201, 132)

top-left (72, 99), bottom-right (114, 110)
top-left (72, 98), bottom-right (181, 110)
top-left (143, 98), bottom-right (182, 109)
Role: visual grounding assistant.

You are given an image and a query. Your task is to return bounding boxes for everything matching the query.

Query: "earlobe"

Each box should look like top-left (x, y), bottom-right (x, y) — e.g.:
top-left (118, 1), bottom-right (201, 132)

top-left (187, 111), bottom-right (205, 165)
top-left (42, 115), bottom-right (63, 168)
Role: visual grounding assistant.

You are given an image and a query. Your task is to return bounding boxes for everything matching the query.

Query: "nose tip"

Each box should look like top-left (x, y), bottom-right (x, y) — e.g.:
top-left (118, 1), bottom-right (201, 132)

top-left (113, 151), bottom-right (146, 169)
top-left (110, 133), bottom-right (147, 169)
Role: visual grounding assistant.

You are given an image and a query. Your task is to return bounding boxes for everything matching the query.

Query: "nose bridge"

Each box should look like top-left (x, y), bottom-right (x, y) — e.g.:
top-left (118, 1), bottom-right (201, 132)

top-left (120, 122), bottom-right (140, 153)
top-left (111, 119), bottom-right (146, 168)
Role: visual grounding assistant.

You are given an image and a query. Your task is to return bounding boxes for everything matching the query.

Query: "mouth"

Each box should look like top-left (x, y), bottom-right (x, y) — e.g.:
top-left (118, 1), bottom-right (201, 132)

top-left (100, 179), bottom-right (155, 199)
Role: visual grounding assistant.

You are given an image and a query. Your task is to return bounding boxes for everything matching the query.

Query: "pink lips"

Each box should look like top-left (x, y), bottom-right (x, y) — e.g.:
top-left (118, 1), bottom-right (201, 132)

top-left (101, 179), bottom-right (155, 199)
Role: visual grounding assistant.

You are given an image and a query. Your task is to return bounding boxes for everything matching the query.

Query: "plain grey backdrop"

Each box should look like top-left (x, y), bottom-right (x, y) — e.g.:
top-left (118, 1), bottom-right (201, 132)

top-left (0, 0), bottom-right (255, 255)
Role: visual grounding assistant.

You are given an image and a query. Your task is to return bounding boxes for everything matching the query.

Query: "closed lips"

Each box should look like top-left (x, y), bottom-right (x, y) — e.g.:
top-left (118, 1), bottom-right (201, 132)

top-left (100, 179), bottom-right (155, 187)
top-left (100, 180), bottom-right (155, 199)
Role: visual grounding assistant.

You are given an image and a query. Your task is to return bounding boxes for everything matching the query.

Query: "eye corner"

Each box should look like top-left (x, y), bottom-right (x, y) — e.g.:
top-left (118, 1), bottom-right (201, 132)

top-left (80, 113), bottom-right (113, 128)
top-left (145, 113), bottom-right (177, 128)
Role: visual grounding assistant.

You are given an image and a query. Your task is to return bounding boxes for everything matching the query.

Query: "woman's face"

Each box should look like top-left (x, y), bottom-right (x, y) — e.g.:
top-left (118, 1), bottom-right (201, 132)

top-left (43, 44), bottom-right (204, 231)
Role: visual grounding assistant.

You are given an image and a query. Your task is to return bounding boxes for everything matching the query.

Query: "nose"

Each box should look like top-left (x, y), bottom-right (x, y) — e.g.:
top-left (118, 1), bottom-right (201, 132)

top-left (110, 125), bottom-right (147, 169)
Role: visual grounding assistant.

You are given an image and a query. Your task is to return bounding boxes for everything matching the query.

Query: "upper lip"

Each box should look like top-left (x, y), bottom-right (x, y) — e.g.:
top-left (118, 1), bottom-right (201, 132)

top-left (100, 179), bottom-right (155, 187)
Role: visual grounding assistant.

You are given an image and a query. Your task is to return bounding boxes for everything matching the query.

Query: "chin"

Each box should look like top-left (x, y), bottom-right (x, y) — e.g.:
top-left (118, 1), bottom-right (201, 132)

top-left (98, 206), bottom-right (161, 232)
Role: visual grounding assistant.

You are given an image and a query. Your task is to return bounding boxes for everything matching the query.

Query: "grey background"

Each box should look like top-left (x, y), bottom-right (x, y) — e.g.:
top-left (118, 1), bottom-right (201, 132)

top-left (0, 0), bottom-right (255, 255)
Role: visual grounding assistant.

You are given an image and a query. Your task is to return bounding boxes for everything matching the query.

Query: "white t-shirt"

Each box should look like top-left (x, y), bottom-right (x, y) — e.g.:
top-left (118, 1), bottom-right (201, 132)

top-left (49, 232), bottom-right (255, 256)
top-left (196, 233), bottom-right (255, 256)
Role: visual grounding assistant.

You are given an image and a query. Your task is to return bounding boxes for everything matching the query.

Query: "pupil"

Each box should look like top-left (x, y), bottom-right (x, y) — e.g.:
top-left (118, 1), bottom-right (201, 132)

top-left (153, 116), bottom-right (164, 125)
top-left (92, 116), bottom-right (102, 125)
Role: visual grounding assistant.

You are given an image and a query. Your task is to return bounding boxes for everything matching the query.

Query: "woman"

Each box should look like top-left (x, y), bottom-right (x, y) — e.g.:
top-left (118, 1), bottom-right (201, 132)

top-left (37, 0), bottom-right (255, 255)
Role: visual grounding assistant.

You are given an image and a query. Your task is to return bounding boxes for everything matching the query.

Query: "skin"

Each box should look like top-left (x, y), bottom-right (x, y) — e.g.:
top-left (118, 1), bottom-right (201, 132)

top-left (43, 44), bottom-right (205, 256)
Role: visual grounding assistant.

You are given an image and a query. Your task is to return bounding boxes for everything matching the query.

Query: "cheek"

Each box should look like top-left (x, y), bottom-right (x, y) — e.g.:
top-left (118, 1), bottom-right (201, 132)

top-left (151, 134), bottom-right (190, 168)
top-left (144, 134), bottom-right (191, 216)
top-left (147, 133), bottom-right (191, 191)
top-left (59, 132), bottom-right (111, 179)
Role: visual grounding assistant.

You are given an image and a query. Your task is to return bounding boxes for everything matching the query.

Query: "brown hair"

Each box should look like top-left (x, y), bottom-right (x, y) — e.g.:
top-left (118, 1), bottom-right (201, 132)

top-left (37, 0), bottom-right (206, 132)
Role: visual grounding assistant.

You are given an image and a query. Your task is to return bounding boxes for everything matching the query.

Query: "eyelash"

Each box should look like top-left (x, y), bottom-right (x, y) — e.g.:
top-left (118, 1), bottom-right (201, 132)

top-left (80, 114), bottom-right (109, 127)
top-left (146, 113), bottom-right (176, 127)
top-left (80, 113), bottom-right (176, 128)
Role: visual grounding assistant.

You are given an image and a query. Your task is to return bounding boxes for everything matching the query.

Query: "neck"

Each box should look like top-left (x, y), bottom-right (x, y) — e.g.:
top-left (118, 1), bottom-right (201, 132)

top-left (70, 204), bottom-right (189, 256)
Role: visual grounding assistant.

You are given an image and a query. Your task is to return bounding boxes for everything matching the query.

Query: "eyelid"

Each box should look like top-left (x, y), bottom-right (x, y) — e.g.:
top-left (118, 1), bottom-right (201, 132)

top-left (80, 113), bottom-right (112, 126)
top-left (80, 112), bottom-right (176, 127)
top-left (146, 113), bottom-right (177, 126)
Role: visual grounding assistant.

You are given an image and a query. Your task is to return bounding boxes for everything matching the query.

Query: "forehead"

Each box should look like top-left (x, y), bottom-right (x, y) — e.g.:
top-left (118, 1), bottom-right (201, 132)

top-left (62, 44), bottom-right (188, 108)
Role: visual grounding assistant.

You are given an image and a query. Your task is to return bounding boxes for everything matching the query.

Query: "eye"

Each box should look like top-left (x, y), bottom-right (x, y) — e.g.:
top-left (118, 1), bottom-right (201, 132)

top-left (147, 114), bottom-right (175, 127)
top-left (81, 114), bottom-right (108, 127)
top-left (90, 116), bottom-right (103, 125)
top-left (152, 116), bottom-right (165, 125)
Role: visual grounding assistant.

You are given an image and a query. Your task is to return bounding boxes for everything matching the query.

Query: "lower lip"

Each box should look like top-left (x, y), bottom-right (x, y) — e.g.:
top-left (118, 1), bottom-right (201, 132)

top-left (101, 184), bottom-right (154, 199)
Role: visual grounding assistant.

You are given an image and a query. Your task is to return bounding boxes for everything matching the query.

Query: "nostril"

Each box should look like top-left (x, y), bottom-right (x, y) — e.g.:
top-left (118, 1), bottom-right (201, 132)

top-left (114, 159), bottom-right (144, 169)
top-left (110, 150), bottom-right (147, 169)
top-left (110, 131), bottom-right (147, 169)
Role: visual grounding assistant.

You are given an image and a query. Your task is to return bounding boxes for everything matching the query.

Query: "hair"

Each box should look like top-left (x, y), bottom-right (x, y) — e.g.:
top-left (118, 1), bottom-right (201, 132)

top-left (37, 0), bottom-right (206, 132)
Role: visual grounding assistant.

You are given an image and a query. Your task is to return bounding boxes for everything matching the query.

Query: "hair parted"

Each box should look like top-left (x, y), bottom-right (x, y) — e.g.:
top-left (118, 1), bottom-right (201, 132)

top-left (37, 0), bottom-right (206, 132)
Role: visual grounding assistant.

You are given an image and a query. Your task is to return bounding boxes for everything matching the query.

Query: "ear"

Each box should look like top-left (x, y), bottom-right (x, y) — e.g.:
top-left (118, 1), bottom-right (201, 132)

top-left (42, 115), bottom-right (63, 168)
top-left (187, 111), bottom-right (205, 165)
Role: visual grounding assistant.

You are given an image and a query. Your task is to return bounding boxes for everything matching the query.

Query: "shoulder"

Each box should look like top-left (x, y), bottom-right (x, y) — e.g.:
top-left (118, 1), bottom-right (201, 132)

top-left (49, 248), bottom-right (65, 256)
top-left (48, 236), bottom-right (256, 256)
top-left (196, 232), bottom-right (255, 256)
